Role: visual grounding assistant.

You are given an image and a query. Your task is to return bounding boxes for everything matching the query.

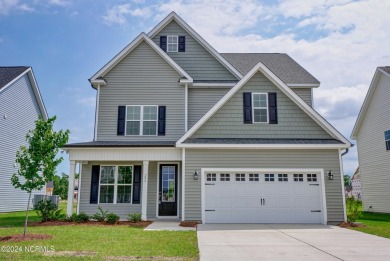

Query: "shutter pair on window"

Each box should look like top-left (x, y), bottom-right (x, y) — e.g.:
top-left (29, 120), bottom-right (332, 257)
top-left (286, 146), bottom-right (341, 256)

top-left (117, 106), bottom-right (166, 136)
top-left (90, 165), bottom-right (141, 204)
top-left (160, 36), bottom-right (185, 52)
top-left (243, 92), bottom-right (278, 124)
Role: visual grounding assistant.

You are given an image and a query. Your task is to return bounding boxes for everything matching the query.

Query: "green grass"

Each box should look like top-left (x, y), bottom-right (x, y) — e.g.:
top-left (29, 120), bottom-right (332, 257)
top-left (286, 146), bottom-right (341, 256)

top-left (350, 211), bottom-right (390, 239)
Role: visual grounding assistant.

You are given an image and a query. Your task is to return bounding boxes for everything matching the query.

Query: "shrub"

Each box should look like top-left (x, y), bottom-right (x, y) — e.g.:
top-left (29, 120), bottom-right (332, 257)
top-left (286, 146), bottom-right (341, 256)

top-left (346, 197), bottom-right (362, 225)
top-left (34, 199), bottom-right (63, 222)
top-left (69, 212), bottom-right (90, 223)
top-left (127, 213), bottom-right (142, 223)
top-left (91, 207), bottom-right (109, 222)
top-left (106, 213), bottom-right (120, 224)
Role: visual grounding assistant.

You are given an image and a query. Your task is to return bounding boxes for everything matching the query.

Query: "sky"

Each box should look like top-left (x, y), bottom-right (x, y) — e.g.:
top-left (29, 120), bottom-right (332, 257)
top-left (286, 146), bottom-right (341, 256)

top-left (1, 0), bottom-right (389, 176)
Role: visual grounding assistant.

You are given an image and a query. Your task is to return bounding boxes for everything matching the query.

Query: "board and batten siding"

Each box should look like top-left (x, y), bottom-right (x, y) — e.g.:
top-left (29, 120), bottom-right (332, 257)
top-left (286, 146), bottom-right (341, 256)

top-left (292, 88), bottom-right (312, 106)
top-left (188, 88), bottom-right (229, 128)
top-left (356, 72), bottom-right (390, 213)
top-left (192, 72), bottom-right (332, 139)
top-left (97, 41), bottom-right (185, 141)
top-left (152, 20), bottom-right (237, 81)
top-left (184, 149), bottom-right (344, 223)
top-left (0, 74), bottom-right (44, 212)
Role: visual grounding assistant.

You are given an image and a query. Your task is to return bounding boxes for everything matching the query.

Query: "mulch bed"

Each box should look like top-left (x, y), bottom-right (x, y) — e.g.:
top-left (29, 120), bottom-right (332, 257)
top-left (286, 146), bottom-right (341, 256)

top-left (30, 220), bottom-right (152, 227)
top-left (338, 221), bottom-right (366, 228)
top-left (179, 221), bottom-right (199, 227)
top-left (0, 234), bottom-right (52, 242)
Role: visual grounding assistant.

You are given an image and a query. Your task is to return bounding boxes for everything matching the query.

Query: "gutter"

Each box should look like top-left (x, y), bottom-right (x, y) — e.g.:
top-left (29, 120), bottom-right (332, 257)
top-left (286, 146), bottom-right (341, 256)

top-left (341, 144), bottom-right (354, 156)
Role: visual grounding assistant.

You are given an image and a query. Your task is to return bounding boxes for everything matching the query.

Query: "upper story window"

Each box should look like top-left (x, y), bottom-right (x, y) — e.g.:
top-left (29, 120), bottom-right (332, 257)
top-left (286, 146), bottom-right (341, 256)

top-left (167, 35), bottom-right (178, 52)
top-left (252, 93), bottom-right (268, 123)
top-left (126, 105), bottom-right (158, 136)
top-left (385, 130), bottom-right (390, 151)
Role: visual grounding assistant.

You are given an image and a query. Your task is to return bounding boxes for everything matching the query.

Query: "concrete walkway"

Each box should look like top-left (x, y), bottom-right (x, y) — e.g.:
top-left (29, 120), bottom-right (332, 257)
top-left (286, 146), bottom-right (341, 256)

top-left (197, 224), bottom-right (390, 261)
top-left (144, 220), bottom-right (195, 231)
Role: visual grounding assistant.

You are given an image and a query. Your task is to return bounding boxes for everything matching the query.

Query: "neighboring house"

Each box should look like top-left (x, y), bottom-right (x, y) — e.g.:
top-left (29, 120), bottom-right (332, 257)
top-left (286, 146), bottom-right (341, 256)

top-left (345, 185), bottom-right (353, 198)
top-left (351, 167), bottom-right (362, 200)
top-left (63, 12), bottom-right (351, 224)
top-left (0, 66), bottom-right (48, 212)
top-left (351, 67), bottom-right (390, 213)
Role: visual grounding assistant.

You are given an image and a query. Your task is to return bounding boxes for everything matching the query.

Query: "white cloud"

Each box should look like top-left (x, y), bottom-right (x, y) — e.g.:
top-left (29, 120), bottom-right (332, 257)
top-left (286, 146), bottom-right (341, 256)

top-left (0, 0), bottom-right (34, 14)
top-left (76, 96), bottom-right (96, 108)
top-left (47, 0), bottom-right (70, 6)
top-left (103, 4), bottom-right (152, 26)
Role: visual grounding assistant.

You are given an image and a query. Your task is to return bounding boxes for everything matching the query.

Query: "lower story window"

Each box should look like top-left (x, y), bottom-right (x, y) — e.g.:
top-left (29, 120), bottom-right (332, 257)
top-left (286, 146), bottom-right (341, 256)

top-left (207, 173), bottom-right (216, 181)
top-left (265, 174), bottom-right (274, 182)
top-left (236, 173), bottom-right (245, 181)
top-left (278, 174), bottom-right (288, 182)
top-left (249, 174), bottom-right (259, 181)
top-left (220, 173), bottom-right (230, 181)
top-left (293, 174), bottom-right (303, 182)
top-left (99, 165), bottom-right (133, 204)
top-left (307, 174), bottom-right (317, 182)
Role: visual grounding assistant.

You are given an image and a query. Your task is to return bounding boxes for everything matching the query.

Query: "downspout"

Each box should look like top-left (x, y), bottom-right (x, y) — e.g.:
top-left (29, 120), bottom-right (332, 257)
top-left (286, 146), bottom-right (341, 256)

top-left (94, 85), bottom-right (100, 141)
top-left (339, 144), bottom-right (353, 222)
top-left (184, 83), bottom-right (188, 132)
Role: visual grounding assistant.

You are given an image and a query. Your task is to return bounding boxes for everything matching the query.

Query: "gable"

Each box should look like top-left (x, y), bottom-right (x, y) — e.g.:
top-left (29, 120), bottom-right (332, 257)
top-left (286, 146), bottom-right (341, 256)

top-left (191, 71), bottom-right (333, 139)
top-left (152, 20), bottom-right (238, 82)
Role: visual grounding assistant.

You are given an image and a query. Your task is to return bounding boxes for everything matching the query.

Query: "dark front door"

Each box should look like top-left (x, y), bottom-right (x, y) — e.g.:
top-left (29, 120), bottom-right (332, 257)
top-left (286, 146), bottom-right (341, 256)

top-left (159, 164), bottom-right (178, 216)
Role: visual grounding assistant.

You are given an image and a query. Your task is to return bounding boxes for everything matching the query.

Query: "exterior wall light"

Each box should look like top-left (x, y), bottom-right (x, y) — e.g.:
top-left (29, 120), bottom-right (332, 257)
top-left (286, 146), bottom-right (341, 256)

top-left (328, 170), bottom-right (333, 180)
top-left (193, 171), bottom-right (199, 180)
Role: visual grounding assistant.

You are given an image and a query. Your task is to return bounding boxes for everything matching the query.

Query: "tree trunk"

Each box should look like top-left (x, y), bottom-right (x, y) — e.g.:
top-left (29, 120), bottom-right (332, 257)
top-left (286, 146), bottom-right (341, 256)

top-left (23, 191), bottom-right (32, 237)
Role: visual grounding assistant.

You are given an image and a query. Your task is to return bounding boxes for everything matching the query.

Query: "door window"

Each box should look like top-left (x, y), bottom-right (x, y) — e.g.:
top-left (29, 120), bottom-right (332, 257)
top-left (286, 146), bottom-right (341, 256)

top-left (161, 166), bottom-right (175, 202)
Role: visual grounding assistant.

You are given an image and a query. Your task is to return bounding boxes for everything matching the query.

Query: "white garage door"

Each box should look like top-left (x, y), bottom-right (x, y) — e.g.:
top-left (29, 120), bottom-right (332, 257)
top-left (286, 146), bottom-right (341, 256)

top-left (203, 170), bottom-right (324, 224)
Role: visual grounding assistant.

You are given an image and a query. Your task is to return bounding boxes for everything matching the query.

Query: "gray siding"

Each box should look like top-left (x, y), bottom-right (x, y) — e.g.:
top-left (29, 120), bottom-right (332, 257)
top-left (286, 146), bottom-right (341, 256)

top-left (147, 162), bottom-right (157, 219)
top-left (292, 88), bottom-right (312, 106)
top-left (97, 41), bottom-right (185, 141)
top-left (0, 74), bottom-right (43, 212)
top-left (356, 72), bottom-right (390, 213)
top-left (184, 149), bottom-right (344, 223)
top-left (152, 20), bottom-right (237, 81)
top-left (188, 88), bottom-right (229, 128)
top-left (192, 72), bottom-right (332, 139)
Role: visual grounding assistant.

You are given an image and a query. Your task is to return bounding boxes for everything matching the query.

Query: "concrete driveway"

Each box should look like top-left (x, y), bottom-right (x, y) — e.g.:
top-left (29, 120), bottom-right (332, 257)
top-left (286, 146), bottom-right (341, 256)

top-left (197, 224), bottom-right (390, 261)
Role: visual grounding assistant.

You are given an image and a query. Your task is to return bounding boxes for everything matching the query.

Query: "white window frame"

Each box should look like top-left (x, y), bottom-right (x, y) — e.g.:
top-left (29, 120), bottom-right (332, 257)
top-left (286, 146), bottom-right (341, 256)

top-left (167, 35), bottom-right (178, 52)
top-left (98, 165), bottom-right (134, 204)
top-left (125, 105), bottom-right (158, 136)
top-left (252, 93), bottom-right (269, 123)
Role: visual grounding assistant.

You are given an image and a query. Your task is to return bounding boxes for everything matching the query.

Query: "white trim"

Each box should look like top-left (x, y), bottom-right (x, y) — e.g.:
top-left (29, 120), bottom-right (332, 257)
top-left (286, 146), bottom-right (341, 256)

top-left (94, 85), bottom-right (100, 141)
top-left (200, 168), bottom-right (327, 225)
top-left (156, 162), bottom-right (180, 218)
top-left (148, 12), bottom-right (242, 80)
top-left (339, 149), bottom-right (347, 221)
top-left (185, 84), bottom-right (188, 132)
top-left (176, 143), bottom-right (350, 149)
top-left (76, 162), bottom-right (83, 214)
top-left (141, 161), bottom-right (149, 220)
top-left (167, 35), bottom-right (178, 52)
top-left (287, 83), bottom-right (320, 88)
top-left (351, 67), bottom-right (389, 139)
top-left (90, 33), bottom-right (193, 84)
top-left (90, 79), bottom-right (106, 86)
top-left (125, 105), bottom-right (158, 136)
top-left (191, 83), bottom-right (236, 88)
top-left (252, 92), bottom-right (269, 123)
top-left (181, 148), bottom-right (186, 221)
top-left (177, 62), bottom-right (351, 147)
top-left (67, 160), bottom-right (76, 216)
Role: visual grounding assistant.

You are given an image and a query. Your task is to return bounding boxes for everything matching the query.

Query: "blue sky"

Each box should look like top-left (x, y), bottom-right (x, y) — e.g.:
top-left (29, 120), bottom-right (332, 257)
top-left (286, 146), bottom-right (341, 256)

top-left (1, 0), bottom-right (389, 176)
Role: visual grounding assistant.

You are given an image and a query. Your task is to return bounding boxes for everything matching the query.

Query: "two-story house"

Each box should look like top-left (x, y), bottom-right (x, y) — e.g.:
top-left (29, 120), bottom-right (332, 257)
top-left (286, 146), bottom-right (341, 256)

top-left (351, 67), bottom-right (390, 213)
top-left (63, 12), bottom-right (351, 224)
top-left (0, 66), bottom-right (48, 212)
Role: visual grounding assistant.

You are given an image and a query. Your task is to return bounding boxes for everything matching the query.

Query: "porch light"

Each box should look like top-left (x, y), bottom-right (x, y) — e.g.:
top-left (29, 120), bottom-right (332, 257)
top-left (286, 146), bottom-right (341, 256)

top-left (193, 171), bottom-right (199, 180)
top-left (327, 170), bottom-right (333, 180)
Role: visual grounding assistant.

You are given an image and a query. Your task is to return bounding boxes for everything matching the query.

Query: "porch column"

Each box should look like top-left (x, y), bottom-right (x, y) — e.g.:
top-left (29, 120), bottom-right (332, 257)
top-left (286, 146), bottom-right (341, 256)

top-left (67, 160), bottom-right (76, 216)
top-left (141, 161), bottom-right (149, 220)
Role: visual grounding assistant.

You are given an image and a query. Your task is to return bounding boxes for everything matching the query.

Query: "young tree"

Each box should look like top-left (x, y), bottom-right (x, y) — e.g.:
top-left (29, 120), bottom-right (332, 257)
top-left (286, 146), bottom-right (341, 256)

top-left (11, 116), bottom-right (69, 236)
top-left (344, 175), bottom-right (352, 187)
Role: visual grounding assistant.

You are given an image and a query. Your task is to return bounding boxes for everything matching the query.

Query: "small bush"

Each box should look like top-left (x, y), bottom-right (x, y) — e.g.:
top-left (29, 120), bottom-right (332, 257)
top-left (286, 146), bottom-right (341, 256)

top-left (34, 199), bottom-right (62, 222)
top-left (91, 207), bottom-right (109, 222)
top-left (69, 212), bottom-right (90, 223)
top-left (127, 213), bottom-right (142, 223)
top-left (106, 213), bottom-right (120, 224)
top-left (346, 197), bottom-right (362, 225)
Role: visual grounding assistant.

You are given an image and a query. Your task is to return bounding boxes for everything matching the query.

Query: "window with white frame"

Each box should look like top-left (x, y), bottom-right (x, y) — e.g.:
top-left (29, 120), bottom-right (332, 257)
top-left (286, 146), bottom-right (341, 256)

top-left (293, 174), bottom-right (304, 182)
top-left (99, 165), bottom-right (133, 204)
top-left (249, 174), bottom-right (259, 181)
top-left (236, 173), bottom-right (245, 181)
top-left (167, 35), bottom-right (178, 52)
top-left (206, 173), bottom-right (216, 181)
top-left (265, 174), bottom-right (274, 182)
top-left (252, 93), bottom-right (268, 123)
top-left (126, 105), bottom-right (158, 136)
top-left (278, 174), bottom-right (288, 182)
top-left (220, 173), bottom-right (230, 181)
top-left (307, 174), bottom-right (317, 182)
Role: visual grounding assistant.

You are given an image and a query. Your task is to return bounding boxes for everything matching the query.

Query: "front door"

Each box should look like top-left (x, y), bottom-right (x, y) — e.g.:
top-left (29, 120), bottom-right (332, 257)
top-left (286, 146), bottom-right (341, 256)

top-left (159, 164), bottom-right (178, 216)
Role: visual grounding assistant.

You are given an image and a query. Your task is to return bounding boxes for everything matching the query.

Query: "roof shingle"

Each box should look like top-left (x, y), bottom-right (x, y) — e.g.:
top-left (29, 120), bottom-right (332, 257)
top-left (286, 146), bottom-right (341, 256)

top-left (0, 66), bottom-right (30, 90)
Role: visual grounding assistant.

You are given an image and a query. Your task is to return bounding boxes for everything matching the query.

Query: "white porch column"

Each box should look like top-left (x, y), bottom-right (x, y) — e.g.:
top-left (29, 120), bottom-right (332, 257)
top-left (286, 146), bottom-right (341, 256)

top-left (141, 161), bottom-right (149, 220)
top-left (67, 160), bottom-right (76, 216)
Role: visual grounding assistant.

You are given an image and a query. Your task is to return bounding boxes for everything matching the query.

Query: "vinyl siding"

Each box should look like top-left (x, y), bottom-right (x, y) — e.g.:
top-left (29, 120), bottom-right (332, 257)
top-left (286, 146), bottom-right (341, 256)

top-left (147, 162), bottom-right (157, 218)
top-left (192, 72), bottom-right (332, 139)
top-left (292, 88), bottom-right (312, 106)
top-left (97, 41), bottom-right (185, 141)
top-left (184, 149), bottom-right (344, 223)
top-left (152, 20), bottom-right (237, 81)
top-left (356, 72), bottom-right (390, 213)
top-left (188, 88), bottom-right (229, 128)
top-left (0, 74), bottom-right (44, 212)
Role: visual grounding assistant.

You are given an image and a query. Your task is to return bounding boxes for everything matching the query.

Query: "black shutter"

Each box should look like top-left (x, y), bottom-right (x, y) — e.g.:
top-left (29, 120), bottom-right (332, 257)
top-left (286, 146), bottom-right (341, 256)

top-left (158, 106), bottom-right (166, 136)
top-left (117, 106), bottom-right (126, 135)
top-left (243, 92), bottom-right (252, 124)
top-left (90, 165), bottom-right (100, 204)
top-left (160, 36), bottom-right (167, 52)
top-left (132, 166), bottom-right (141, 204)
top-left (178, 36), bottom-right (185, 52)
top-left (268, 92), bottom-right (278, 124)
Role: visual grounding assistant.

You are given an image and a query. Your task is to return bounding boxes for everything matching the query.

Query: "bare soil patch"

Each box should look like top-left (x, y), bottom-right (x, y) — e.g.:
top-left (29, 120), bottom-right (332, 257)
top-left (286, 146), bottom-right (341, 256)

top-left (339, 221), bottom-right (366, 228)
top-left (30, 220), bottom-right (152, 227)
top-left (179, 221), bottom-right (199, 228)
top-left (44, 251), bottom-right (96, 257)
top-left (0, 234), bottom-right (52, 242)
top-left (106, 256), bottom-right (189, 261)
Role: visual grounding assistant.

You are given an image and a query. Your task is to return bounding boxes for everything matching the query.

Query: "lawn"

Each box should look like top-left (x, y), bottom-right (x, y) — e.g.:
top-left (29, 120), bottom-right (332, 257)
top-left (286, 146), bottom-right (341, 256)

top-left (350, 211), bottom-right (390, 239)
top-left (0, 202), bottom-right (198, 260)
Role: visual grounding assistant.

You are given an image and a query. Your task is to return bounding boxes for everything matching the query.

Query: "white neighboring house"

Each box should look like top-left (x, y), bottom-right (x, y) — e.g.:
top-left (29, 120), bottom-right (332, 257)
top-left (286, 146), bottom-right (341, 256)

top-left (351, 66), bottom-right (390, 213)
top-left (0, 67), bottom-right (48, 212)
top-left (351, 168), bottom-right (362, 200)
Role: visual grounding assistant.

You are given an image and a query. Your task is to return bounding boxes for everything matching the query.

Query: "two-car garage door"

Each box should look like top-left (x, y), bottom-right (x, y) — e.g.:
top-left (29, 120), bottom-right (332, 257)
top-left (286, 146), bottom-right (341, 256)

top-left (203, 170), bottom-right (325, 224)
